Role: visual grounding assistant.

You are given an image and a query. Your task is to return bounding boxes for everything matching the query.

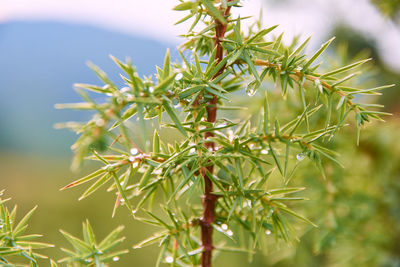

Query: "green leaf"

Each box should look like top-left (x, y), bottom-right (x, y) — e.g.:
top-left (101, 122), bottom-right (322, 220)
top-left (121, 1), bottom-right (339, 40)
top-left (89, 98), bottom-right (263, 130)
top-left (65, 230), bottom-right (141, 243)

top-left (179, 85), bottom-right (204, 99)
top-left (331, 72), bottom-right (359, 87)
top-left (290, 36), bottom-right (311, 57)
top-left (59, 230), bottom-right (91, 253)
top-left (162, 49), bottom-right (170, 79)
top-left (133, 233), bottom-right (165, 249)
top-left (347, 84), bottom-right (395, 95)
top-left (205, 86), bottom-right (229, 100)
top-left (277, 205), bottom-right (317, 227)
top-left (284, 142), bottom-right (290, 179)
top-left (13, 206), bottom-right (37, 235)
top-left (227, 47), bottom-right (244, 66)
top-left (79, 173), bottom-right (111, 200)
top-left (14, 234), bottom-right (42, 241)
top-left (111, 172), bottom-right (134, 212)
top-left (144, 210), bottom-right (172, 230)
top-left (246, 25), bottom-right (278, 44)
top-left (269, 143), bottom-right (283, 176)
top-left (153, 130), bottom-right (160, 154)
top-left (263, 92), bottom-right (270, 134)
top-left (139, 166), bottom-right (155, 189)
top-left (154, 74), bottom-right (177, 93)
top-left (61, 169), bottom-right (107, 191)
top-left (243, 50), bottom-right (260, 82)
top-left (173, 2), bottom-right (196, 11)
top-left (268, 187), bottom-right (305, 195)
top-left (321, 58), bottom-right (371, 77)
top-left (15, 241), bottom-right (54, 249)
top-left (50, 259), bottom-right (59, 267)
top-left (288, 105), bottom-right (310, 135)
top-left (87, 62), bottom-right (116, 88)
top-left (84, 220), bottom-right (97, 245)
top-left (99, 226), bottom-right (125, 250)
top-left (303, 37), bottom-right (335, 70)
top-left (109, 105), bottom-right (137, 130)
top-left (163, 101), bottom-right (187, 136)
top-left (235, 158), bottom-right (244, 192)
top-left (201, 0), bottom-right (227, 24)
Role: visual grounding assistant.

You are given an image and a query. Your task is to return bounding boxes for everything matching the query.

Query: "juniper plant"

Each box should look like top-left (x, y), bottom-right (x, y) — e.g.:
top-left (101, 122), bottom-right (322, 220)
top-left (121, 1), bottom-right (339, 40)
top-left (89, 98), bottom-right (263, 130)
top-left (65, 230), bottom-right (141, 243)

top-left (56, 0), bottom-right (391, 266)
top-left (57, 220), bottom-right (128, 267)
top-left (0, 190), bottom-right (53, 266)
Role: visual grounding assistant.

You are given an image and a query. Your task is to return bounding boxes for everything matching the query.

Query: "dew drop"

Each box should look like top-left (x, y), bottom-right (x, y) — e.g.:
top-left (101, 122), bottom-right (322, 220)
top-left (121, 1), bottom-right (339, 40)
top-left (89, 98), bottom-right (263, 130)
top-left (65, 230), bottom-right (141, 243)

top-left (243, 200), bottom-right (252, 207)
top-left (138, 166), bottom-right (147, 173)
top-left (175, 73), bottom-right (183, 81)
top-left (227, 130), bottom-right (234, 142)
top-left (120, 87), bottom-right (130, 93)
top-left (315, 79), bottom-right (323, 93)
top-left (128, 156), bottom-right (135, 162)
top-left (190, 148), bottom-right (196, 154)
top-left (130, 148), bottom-right (139, 155)
top-left (265, 230), bottom-right (271, 235)
top-left (172, 98), bottom-right (180, 108)
top-left (95, 118), bottom-right (105, 127)
top-left (165, 256), bottom-right (174, 263)
top-left (261, 149), bottom-right (269, 155)
top-left (221, 224), bottom-right (228, 231)
top-left (296, 153), bottom-right (306, 161)
top-left (153, 169), bottom-right (162, 175)
top-left (132, 161), bottom-right (139, 168)
top-left (226, 230), bottom-right (234, 236)
top-left (246, 85), bottom-right (257, 96)
top-left (113, 256), bottom-right (120, 262)
top-left (149, 86), bottom-right (154, 93)
top-left (246, 80), bottom-right (260, 97)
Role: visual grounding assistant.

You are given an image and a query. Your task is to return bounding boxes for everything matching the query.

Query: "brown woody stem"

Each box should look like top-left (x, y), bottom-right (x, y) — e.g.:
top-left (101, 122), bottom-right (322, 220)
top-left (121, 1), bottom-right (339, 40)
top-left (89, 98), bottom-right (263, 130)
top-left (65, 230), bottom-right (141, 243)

top-left (200, 3), bottom-right (232, 267)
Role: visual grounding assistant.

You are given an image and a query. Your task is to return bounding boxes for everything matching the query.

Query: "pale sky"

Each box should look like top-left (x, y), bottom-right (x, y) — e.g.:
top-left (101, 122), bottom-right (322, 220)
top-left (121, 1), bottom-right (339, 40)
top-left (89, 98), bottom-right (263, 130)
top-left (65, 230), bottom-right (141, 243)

top-left (1, 0), bottom-right (399, 70)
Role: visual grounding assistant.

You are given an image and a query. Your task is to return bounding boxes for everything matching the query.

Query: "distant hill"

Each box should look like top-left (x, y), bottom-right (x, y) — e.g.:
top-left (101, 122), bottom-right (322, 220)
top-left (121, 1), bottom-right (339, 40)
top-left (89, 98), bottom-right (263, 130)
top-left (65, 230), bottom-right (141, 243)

top-left (0, 21), bottom-right (172, 155)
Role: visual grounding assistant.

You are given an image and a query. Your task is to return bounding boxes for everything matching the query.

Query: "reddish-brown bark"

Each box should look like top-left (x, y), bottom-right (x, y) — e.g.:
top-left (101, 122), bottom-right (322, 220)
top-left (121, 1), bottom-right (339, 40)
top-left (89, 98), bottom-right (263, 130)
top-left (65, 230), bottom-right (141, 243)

top-left (200, 3), bottom-right (232, 267)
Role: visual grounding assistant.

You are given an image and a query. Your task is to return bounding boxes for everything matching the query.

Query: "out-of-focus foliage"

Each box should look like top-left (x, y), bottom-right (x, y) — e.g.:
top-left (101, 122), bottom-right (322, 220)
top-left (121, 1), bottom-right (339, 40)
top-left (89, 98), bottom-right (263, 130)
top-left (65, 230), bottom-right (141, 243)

top-left (332, 25), bottom-right (400, 115)
top-left (371, 0), bottom-right (400, 20)
top-left (304, 120), bottom-right (400, 266)
top-left (225, 92), bottom-right (400, 266)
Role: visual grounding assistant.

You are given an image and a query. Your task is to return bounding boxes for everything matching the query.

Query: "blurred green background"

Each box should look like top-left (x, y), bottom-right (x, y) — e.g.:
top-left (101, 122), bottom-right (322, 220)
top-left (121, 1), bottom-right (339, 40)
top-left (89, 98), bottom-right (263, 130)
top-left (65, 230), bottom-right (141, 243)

top-left (1, 0), bottom-right (399, 266)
